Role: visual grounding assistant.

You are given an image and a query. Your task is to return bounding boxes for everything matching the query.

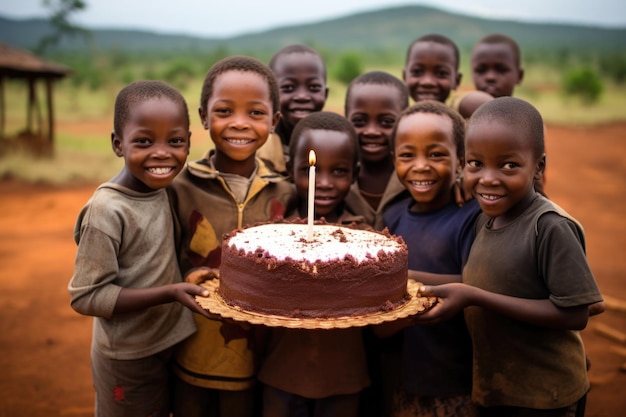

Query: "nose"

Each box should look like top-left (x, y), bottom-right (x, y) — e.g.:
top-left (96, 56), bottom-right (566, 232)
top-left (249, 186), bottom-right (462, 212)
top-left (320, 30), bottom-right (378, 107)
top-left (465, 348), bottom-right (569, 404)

top-left (419, 72), bottom-right (436, 87)
top-left (485, 70), bottom-right (497, 82)
top-left (229, 111), bottom-right (249, 129)
top-left (363, 121), bottom-right (380, 137)
top-left (315, 171), bottom-right (333, 189)
top-left (411, 154), bottom-right (431, 172)
top-left (152, 143), bottom-right (170, 158)
top-left (293, 86), bottom-right (312, 102)
top-left (479, 167), bottom-right (500, 185)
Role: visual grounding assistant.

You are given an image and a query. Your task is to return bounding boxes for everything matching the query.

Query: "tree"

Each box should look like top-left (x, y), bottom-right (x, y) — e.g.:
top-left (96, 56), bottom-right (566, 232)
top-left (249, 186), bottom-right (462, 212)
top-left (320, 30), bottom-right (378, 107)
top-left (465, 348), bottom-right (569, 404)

top-left (36, 0), bottom-right (89, 54)
top-left (333, 52), bottom-right (363, 85)
top-left (562, 67), bottom-right (604, 105)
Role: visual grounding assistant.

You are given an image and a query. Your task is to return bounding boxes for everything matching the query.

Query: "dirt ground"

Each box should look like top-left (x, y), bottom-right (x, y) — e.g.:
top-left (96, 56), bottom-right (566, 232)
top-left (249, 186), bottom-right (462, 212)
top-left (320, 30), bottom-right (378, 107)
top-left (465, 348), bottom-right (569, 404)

top-left (1, 121), bottom-right (625, 416)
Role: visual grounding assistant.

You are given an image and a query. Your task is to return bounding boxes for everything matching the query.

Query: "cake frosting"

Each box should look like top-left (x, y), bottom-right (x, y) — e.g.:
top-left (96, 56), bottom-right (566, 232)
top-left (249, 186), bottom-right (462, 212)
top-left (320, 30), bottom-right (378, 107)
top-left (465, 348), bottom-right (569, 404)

top-left (219, 222), bottom-right (409, 318)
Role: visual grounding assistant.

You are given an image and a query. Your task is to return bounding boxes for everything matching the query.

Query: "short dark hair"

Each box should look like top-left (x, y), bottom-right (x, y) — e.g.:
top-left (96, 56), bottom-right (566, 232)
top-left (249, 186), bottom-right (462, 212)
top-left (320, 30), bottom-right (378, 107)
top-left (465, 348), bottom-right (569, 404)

top-left (474, 33), bottom-right (522, 66)
top-left (114, 80), bottom-right (189, 135)
top-left (269, 44), bottom-right (327, 79)
top-left (344, 70), bottom-right (409, 115)
top-left (469, 96), bottom-right (544, 159)
top-left (406, 34), bottom-right (460, 70)
top-left (391, 100), bottom-right (465, 158)
top-left (289, 111), bottom-right (360, 169)
top-left (199, 55), bottom-right (279, 114)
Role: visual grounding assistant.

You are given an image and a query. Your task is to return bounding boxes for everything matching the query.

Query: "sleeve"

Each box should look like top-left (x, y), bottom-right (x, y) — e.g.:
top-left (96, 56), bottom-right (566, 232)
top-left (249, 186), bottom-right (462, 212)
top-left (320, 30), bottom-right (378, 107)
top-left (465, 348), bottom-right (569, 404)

top-left (537, 213), bottom-right (603, 308)
top-left (68, 220), bottom-right (123, 319)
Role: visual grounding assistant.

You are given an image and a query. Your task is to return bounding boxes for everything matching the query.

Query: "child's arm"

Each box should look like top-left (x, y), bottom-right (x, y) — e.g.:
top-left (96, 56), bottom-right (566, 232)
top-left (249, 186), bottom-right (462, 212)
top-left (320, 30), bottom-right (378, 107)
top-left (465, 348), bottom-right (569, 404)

top-left (374, 271), bottom-right (462, 338)
top-left (114, 283), bottom-right (213, 318)
top-left (415, 283), bottom-right (589, 331)
top-left (408, 269), bottom-right (461, 286)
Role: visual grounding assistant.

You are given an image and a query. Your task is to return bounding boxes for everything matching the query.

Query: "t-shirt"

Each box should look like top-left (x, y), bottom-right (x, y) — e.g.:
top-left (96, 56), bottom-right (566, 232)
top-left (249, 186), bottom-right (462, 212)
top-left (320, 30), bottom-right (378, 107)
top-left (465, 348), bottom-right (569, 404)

top-left (69, 183), bottom-right (196, 360)
top-left (464, 195), bottom-right (603, 408)
top-left (383, 198), bottom-right (481, 395)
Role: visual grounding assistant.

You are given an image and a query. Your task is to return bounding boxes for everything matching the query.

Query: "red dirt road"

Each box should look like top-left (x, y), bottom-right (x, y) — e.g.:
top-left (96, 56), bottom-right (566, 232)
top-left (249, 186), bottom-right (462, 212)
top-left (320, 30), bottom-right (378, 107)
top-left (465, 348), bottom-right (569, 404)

top-left (1, 122), bottom-right (625, 416)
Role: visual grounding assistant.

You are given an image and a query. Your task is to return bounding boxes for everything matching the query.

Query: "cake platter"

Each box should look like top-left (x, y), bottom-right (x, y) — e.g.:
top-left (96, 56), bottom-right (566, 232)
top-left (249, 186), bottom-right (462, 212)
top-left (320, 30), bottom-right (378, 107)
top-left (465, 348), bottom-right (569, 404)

top-left (195, 279), bottom-right (438, 329)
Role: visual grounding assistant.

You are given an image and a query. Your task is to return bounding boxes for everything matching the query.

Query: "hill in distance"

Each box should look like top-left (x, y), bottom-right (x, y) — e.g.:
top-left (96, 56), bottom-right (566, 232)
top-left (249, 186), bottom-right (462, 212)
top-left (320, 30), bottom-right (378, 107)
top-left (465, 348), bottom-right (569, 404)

top-left (1, 5), bottom-right (624, 54)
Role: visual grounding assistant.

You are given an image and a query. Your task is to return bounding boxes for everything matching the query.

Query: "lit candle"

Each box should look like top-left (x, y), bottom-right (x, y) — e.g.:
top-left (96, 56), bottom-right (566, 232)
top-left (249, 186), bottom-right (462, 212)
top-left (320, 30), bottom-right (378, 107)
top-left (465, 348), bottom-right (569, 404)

top-left (307, 150), bottom-right (316, 240)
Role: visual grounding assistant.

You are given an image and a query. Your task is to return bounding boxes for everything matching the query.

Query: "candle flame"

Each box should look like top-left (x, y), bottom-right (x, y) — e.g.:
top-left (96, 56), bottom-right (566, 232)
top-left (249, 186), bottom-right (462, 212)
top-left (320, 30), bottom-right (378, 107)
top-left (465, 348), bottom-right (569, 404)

top-left (309, 150), bottom-right (316, 166)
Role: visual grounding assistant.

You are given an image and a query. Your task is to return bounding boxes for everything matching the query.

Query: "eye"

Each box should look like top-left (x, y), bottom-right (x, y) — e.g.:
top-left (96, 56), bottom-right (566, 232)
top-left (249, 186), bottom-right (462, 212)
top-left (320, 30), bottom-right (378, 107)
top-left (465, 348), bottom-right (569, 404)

top-left (502, 162), bottom-right (518, 170)
top-left (170, 136), bottom-right (188, 146)
top-left (396, 151), bottom-right (414, 160)
top-left (467, 160), bottom-right (481, 168)
top-left (332, 167), bottom-right (350, 176)
top-left (280, 84), bottom-right (295, 93)
top-left (350, 116), bottom-right (366, 127)
top-left (250, 109), bottom-right (266, 117)
top-left (410, 68), bottom-right (423, 77)
top-left (380, 118), bottom-right (396, 129)
top-left (308, 83), bottom-right (323, 93)
top-left (436, 69), bottom-right (451, 78)
top-left (214, 107), bottom-right (231, 115)
top-left (134, 137), bottom-right (152, 145)
top-left (473, 65), bottom-right (487, 75)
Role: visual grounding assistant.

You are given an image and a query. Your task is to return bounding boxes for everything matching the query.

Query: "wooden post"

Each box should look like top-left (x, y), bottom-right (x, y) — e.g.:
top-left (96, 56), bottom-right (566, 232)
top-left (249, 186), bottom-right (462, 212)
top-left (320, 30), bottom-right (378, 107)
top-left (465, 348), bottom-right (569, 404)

top-left (46, 77), bottom-right (54, 155)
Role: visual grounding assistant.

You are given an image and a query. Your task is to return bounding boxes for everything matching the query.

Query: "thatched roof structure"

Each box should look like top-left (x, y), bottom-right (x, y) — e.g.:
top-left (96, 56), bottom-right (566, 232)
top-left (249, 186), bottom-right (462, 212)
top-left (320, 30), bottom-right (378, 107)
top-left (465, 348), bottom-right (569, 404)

top-left (0, 42), bottom-right (72, 78)
top-left (0, 42), bottom-right (72, 156)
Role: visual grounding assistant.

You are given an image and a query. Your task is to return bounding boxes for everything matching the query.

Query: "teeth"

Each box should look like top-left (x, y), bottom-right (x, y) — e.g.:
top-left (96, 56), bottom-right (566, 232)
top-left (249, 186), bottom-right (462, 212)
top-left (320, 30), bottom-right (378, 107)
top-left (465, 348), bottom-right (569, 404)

top-left (148, 167), bottom-right (173, 175)
top-left (410, 180), bottom-right (434, 186)
top-left (481, 194), bottom-right (500, 201)
top-left (227, 139), bottom-right (252, 145)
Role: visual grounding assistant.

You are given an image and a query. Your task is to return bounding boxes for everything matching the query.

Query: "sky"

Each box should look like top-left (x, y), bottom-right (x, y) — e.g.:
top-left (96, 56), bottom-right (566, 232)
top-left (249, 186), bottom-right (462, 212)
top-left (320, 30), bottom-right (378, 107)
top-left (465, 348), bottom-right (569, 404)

top-left (0, 0), bottom-right (625, 38)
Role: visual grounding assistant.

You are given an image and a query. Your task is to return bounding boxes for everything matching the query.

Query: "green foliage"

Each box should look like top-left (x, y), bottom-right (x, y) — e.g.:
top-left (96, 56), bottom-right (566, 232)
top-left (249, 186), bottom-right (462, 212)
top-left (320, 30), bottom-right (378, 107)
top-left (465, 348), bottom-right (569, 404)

top-left (332, 52), bottom-right (364, 85)
top-left (36, 0), bottom-right (89, 54)
top-left (562, 67), bottom-right (604, 104)
top-left (598, 53), bottom-right (626, 84)
top-left (161, 58), bottom-right (197, 90)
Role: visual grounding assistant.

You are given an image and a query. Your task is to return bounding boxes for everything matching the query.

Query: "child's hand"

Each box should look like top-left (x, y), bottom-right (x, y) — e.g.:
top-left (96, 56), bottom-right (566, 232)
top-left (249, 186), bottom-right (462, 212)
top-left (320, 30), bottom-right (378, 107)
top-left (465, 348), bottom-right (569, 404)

top-left (185, 267), bottom-right (220, 285)
top-left (453, 177), bottom-right (473, 207)
top-left (172, 282), bottom-right (221, 320)
top-left (413, 283), bottom-right (471, 325)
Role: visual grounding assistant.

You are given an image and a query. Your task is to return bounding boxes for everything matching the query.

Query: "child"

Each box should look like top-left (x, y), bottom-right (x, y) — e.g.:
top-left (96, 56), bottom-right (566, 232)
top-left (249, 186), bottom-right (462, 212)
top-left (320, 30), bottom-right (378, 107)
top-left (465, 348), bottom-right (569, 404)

top-left (68, 80), bottom-right (211, 417)
top-left (403, 34), bottom-right (462, 104)
top-left (471, 33), bottom-right (524, 99)
top-left (343, 70), bottom-right (411, 229)
top-left (451, 33), bottom-right (523, 119)
top-left (167, 56), bottom-right (296, 417)
top-left (417, 97), bottom-right (603, 416)
top-left (258, 111), bottom-right (369, 417)
top-left (257, 44), bottom-right (329, 175)
top-left (375, 101), bottom-right (481, 417)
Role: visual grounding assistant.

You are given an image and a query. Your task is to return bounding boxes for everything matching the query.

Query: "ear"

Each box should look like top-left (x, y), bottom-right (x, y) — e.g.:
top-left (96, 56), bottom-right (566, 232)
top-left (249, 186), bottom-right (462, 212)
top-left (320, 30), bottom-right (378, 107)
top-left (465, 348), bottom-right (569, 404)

top-left (402, 67), bottom-right (408, 83)
top-left (517, 67), bottom-right (525, 85)
top-left (111, 131), bottom-right (123, 157)
top-left (199, 107), bottom-right (209, 130)
top-left (534, 153), bottom-right (546, 181)
top-left (186, 131), bottom-right (192, 156)
top-left (352, 161), bottom-right (361, 184)
top-left (272, 111), bottom-right (281, 132)
top-left (324, 86), bottom-right (329, 100)
top-left (454, 72), bottom-right (462, 91)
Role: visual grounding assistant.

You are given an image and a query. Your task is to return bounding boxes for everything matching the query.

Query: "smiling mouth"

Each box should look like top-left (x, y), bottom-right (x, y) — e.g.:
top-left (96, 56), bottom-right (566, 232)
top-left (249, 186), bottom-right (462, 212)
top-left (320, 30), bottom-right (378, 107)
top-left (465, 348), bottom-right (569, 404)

top-left (479, 193), bottom-right (503, 201)
top-left (225, 138), bottom-right (254, 145)
top-left (147, 167), bottom-right (174, 175)
top-left (409, 180), bottom-right (435, 187)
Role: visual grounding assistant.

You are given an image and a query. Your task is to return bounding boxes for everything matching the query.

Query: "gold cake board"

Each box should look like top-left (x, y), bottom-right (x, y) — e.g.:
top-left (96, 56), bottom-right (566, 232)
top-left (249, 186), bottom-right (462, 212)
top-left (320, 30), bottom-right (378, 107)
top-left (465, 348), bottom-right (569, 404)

top-left (195, 279), bottom-right (438, 329)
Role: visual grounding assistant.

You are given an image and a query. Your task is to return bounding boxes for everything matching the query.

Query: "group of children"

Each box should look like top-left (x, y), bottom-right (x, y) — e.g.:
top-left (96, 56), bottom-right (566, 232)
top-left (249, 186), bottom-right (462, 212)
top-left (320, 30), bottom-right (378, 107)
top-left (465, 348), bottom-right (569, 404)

top-left (68, 32), bottom-right (603, 417)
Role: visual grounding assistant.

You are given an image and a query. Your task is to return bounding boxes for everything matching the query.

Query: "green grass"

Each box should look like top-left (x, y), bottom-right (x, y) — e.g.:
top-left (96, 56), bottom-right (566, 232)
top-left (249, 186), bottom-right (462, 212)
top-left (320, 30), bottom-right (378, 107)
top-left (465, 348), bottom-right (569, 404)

top-left (2, 65), bottom-right (625, 185)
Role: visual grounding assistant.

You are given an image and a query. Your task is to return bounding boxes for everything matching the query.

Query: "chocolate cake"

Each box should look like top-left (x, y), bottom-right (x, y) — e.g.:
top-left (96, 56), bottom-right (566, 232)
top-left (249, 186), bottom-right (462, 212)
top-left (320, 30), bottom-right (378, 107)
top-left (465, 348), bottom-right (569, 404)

top-left (218, 221), bottom-right (409, 318)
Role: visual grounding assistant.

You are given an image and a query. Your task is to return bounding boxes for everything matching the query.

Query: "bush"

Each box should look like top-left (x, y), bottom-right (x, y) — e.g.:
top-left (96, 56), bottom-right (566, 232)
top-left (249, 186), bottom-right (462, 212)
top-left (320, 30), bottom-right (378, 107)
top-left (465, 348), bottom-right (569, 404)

top-left (332, 52), bottom-right (363, 85)
top-left (562, 67), bottom-right (603, 104)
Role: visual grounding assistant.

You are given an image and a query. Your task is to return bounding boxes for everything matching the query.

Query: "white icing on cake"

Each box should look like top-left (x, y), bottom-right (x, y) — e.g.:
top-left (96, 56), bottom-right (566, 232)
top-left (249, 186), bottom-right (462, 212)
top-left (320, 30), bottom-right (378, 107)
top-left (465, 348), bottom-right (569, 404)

top-left (227, 223), bottom-right (402, 263)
